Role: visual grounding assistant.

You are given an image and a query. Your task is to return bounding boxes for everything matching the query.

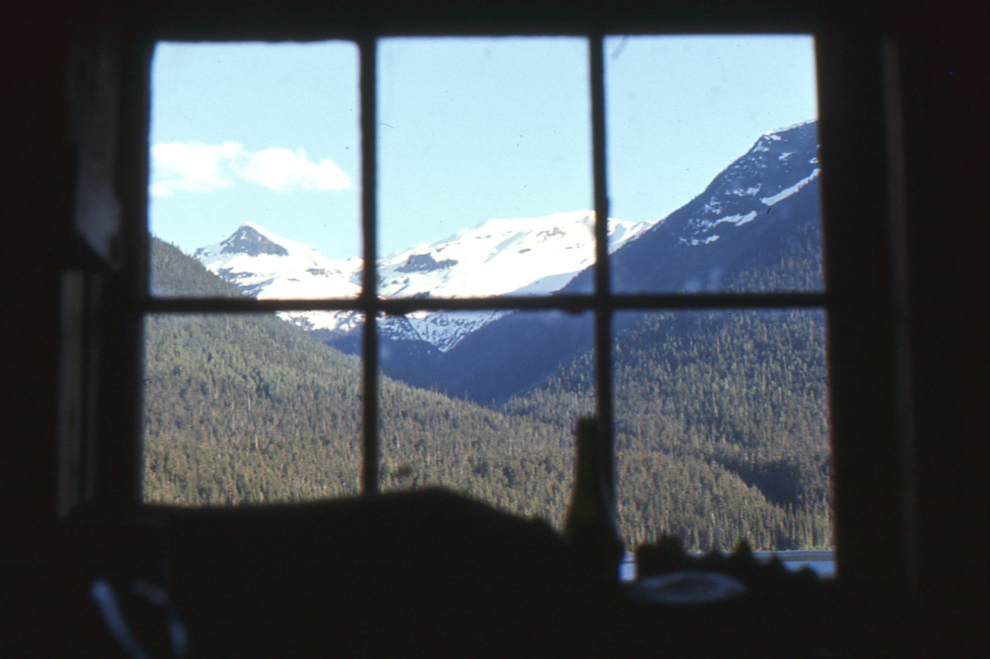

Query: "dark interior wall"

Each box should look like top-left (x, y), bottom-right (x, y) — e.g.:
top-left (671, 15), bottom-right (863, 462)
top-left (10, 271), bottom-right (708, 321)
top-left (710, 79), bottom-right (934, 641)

top-left (1, 2), bottom-right (78, 526)
top-left (1, 0), bottom-right (989, 654)
top-left (894, 6), bottom-right (990, 651)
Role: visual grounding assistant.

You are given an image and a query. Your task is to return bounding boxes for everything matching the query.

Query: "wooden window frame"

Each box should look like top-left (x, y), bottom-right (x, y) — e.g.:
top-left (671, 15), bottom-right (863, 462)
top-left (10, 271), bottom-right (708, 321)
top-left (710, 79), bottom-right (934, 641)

top-left (66, 3), bottom-right (916, 631)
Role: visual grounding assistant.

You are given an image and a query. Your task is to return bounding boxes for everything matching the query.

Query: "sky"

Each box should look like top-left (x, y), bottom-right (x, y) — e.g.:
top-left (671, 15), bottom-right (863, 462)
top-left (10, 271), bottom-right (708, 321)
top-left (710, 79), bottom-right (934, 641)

top-left (149, 35), bottom-right (817, 261)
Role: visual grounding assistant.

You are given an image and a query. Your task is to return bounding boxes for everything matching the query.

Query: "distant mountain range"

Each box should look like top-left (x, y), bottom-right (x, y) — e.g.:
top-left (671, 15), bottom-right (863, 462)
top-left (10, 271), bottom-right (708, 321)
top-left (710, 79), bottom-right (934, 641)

top-left (148, 119), bottom-right (831, 549)
top-left (146, 234), bottom-right (832, 550)
top-left (187, 120), bottom-right (822, 404)
top-left (193, 211), bottom-right (651, 351)
top-left (419, 120), bottom-right (822, 402)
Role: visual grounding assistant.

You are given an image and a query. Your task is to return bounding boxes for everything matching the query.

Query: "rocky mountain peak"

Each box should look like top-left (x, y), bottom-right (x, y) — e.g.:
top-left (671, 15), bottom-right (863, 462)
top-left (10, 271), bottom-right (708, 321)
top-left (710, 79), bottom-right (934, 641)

top-left (217, 223), bottom-right (290, 258)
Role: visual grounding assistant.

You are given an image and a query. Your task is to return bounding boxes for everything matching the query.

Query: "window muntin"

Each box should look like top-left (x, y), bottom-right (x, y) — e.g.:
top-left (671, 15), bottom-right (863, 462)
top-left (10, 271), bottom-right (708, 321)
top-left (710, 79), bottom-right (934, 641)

top-left (141, 35), bottom-right (831, 554)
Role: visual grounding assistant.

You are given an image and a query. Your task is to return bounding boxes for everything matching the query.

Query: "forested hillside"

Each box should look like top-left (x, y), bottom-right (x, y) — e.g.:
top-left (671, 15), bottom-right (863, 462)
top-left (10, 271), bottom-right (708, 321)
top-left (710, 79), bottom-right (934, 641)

top-left (504, 222), bottom-right (831, 550)
top-left (145, 236), bottom-right (832, 551)
top-left (145, 238), bottom-right (578, 524)
top-left (503, 309), bottom-right (830, 551)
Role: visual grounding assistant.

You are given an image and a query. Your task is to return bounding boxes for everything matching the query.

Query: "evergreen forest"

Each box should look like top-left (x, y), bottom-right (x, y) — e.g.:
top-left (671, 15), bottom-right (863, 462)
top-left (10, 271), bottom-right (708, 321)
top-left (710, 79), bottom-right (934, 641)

top-left (145, 235), bottom-right (832, 552)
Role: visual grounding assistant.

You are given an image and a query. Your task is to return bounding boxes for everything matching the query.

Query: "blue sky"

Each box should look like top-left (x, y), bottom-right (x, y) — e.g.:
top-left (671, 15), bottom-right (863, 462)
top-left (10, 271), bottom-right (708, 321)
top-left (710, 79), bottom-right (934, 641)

top-left (149, 35), bottom-right (817, 261)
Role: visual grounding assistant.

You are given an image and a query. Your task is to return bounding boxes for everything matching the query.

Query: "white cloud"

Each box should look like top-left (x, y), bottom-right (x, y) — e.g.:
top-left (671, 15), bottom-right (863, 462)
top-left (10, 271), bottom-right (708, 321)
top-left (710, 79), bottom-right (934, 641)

top-left (232, 147), bottom-right (351, 192)
top-left (150, 141), bottom-right (242, 195)
top-left (150, 141), bottom-right (352, 196)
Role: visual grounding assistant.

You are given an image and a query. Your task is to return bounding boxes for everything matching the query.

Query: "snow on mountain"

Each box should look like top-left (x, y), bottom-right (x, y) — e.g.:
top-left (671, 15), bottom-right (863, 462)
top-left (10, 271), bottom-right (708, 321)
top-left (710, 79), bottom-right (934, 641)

top-left (193, 221), bottom-right (360, 299)
top-left (408, 120), bottom-right (825, 404)
top-left (378, 210), bottom-right (647, 298)
top-left (760, 168), bottom-right (819, 206)
top-left (599, 120), bottom-right (822, 295)
top-left (674, 120), bottom-right (820, 248)
top-left (192, 120), bottom-right (818, 362)
top-left (186, 121), bottom-right (822, 404)
top-left (193, 211), bottom-right (651, 351)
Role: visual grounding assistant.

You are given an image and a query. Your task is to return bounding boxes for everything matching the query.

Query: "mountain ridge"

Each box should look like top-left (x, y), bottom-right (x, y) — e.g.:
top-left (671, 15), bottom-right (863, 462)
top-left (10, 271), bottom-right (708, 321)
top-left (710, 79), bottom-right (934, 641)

top-left (146, 224), bottom-right (831, 551)
top-left (168, 120), bottom-right (823, 405)
top-left (372, 120), bottom-right (824, 403)
top-left (189, 210), bottom-right (652, 351)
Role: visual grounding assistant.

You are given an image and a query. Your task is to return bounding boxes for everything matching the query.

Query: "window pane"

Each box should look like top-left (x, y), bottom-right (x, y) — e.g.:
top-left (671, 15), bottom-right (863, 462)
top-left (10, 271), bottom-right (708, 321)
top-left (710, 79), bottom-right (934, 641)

top-left (378, 37), bottom-right (609, 299)
top-left (611, 309), bottom-right (831, 553)
top-left (142, 312), bottom-right (363, 505)
top-left (149, 41), bottom-right (361, 301)
top-left (378, 310), bottom-right (595, 530)
top-left (606, 35), bottom-right (823, 293)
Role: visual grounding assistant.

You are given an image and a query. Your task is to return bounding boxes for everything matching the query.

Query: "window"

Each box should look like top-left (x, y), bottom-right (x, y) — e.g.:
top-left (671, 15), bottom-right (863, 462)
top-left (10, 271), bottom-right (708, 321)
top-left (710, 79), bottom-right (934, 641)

top-left (71, 2), bottom-right (911, 593)
top-left (140, 32), bottom-right (834, 557)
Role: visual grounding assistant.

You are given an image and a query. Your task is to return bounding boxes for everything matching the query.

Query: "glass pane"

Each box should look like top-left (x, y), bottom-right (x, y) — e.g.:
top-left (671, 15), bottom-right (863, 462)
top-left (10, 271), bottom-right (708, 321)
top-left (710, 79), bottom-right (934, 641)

top-left (142, 313), bottom-right (363, 505)
top-left (379, 38), bottom-right (624, 300)
top-left (606, 35), bottom-right (823, 293)
top-left (149, 41), bottom-right (361, 302)
top-left (378, 310), bottom-right (595, 530)
top-left (611, 309), bottom-right (831, 553)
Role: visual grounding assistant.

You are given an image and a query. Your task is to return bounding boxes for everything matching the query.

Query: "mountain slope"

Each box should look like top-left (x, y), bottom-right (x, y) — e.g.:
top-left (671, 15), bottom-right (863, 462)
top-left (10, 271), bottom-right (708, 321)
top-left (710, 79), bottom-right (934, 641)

top-left (503, 305), bottom-right (831, 550)
top-left (146, 237), bottom-right (830, 550)
top-left (147, 238), bottom-right (581, 522)
top-left (179, 121), bottom-right (821, 404)
top-left (192, 221), bottom-right (360, 299)
top-left (575, 120), bottom-right (822, 294)
top-left (379, 121), bottom-right (824, 404)
top-left (191, 211), bottom-right (650, 350)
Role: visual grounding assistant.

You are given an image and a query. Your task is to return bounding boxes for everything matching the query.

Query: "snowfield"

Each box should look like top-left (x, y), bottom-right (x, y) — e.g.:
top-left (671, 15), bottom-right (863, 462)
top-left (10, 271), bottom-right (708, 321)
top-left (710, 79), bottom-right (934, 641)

top-left (193, 210), bottom-right (651, 350)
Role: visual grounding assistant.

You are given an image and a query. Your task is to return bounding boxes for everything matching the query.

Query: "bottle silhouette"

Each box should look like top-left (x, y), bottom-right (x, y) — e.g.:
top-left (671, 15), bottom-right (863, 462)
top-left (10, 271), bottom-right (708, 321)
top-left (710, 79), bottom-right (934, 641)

top-left (564, 417), bottom-right (624, 581)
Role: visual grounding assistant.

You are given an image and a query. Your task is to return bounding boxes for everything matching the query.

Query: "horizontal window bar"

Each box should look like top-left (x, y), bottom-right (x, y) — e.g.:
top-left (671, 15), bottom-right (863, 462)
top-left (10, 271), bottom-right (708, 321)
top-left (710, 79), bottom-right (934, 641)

top-left (150, 16), bottom-right (820, 42)
top-left (139, 291), bottom-right (829, 315)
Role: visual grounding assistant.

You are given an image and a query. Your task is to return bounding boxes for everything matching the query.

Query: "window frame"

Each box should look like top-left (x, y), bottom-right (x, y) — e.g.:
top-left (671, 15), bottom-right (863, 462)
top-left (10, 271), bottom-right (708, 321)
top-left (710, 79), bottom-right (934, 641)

top-left (73, 2), bottom-right (915, 619)
top-left (140, 33), bottom-right (829, 500)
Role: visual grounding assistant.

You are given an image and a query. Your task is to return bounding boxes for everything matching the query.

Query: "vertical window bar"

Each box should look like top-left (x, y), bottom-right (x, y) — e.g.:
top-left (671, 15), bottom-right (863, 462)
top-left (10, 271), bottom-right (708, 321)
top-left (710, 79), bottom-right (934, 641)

top-left (590, 34), bottom-right (615, 500)
top-left (360, 36), bottom-right (380, 494)
top-left (98, 39), bottom-right (152, 506)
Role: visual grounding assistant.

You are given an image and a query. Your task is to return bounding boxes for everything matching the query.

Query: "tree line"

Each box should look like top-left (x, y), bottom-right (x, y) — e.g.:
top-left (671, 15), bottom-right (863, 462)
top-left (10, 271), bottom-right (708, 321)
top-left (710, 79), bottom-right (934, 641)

top-left (145, 236), bottom-right (832, 552)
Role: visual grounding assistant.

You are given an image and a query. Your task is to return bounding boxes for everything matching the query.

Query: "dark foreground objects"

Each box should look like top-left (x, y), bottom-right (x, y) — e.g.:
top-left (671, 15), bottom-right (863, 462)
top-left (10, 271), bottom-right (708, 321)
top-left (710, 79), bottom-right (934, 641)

top-left (621, 536), bottom-right (839, 659)
top-left (8, 490), bottom-right (618, 658)
top-left (3, 489), bottom-right (837, 658)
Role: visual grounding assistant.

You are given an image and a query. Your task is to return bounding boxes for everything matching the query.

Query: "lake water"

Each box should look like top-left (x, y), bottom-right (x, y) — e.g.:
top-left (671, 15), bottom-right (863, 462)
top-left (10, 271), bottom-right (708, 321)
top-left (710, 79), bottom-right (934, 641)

top-left (620, 550), bottom-right (836, 582)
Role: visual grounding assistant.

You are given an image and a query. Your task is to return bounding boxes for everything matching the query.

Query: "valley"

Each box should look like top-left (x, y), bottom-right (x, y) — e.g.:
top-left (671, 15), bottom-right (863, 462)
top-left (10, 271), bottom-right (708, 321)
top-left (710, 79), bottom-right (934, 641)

top-left (144, 121), bottom-right (831, 552)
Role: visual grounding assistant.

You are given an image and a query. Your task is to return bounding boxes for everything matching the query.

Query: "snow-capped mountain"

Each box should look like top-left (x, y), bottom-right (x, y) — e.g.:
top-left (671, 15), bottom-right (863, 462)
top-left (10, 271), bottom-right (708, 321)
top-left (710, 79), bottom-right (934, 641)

top-left (378, 120), bottom-right (825, 404)
top-left (378, 211), bottom-right (647, 298)
top-left (674, 121), bottom-right (819, 248)
top-left (601, 119), bottom-right (823, 294)
top-left (191, 121), bottom-right (821, 404)
top-left (193, 222), bottom-right (361, 299)
top-left (193, 211), bottom-right (652, 351)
